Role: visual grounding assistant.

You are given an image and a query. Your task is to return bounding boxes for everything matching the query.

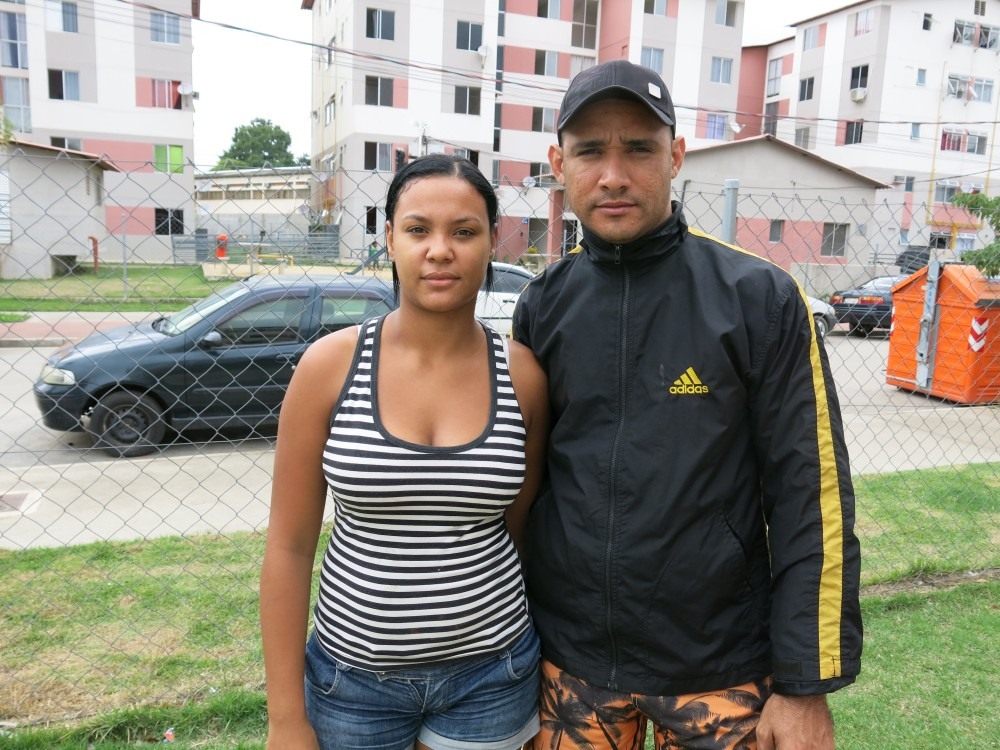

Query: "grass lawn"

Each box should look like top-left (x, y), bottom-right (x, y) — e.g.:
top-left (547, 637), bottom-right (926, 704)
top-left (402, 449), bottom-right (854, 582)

top-left (0, 462), bottom-right (997, 747)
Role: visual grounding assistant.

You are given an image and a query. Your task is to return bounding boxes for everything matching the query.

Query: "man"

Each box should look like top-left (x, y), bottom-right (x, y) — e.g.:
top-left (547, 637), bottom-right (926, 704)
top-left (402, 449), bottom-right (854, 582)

top-left (512, 60), bottom-right (862, 750)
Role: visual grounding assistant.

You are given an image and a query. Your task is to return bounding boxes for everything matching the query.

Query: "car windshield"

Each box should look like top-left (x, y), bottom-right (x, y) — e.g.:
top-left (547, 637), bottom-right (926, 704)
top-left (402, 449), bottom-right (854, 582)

top-left (158, 284), bottom-right (255, 335)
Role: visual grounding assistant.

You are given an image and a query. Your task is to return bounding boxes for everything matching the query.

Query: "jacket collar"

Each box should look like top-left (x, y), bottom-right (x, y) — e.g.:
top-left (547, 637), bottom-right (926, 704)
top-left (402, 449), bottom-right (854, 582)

top-left (581, 201), bottom-right (688, 264)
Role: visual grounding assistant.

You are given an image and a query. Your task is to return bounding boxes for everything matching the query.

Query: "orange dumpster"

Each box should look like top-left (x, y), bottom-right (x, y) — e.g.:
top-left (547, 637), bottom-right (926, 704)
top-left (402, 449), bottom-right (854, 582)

top-left (887, 263), bottom-right (1000, 404)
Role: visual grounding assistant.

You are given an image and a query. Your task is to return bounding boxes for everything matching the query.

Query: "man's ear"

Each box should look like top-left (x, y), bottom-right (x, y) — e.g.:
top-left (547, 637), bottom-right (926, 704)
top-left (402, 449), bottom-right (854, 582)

top-left (548, 144), bottom-right (566, 185)
top-left (670, 135), bottom-right (686, 179)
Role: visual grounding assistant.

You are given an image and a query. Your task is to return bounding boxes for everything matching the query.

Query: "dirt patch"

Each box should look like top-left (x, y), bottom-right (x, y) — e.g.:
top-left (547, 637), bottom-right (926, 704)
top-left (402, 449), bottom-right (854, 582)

top-left (862, 567), bottom-right (999, 598)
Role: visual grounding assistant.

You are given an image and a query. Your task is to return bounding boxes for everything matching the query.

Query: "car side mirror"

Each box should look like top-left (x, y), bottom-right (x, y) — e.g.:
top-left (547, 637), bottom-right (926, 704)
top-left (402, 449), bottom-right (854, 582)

top-left (198, 330), bottom-right (224, 348)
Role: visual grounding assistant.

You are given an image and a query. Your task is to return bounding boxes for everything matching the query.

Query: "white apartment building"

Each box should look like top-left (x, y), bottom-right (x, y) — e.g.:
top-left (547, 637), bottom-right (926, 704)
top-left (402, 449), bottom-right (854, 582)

top-left (746, 0), bottom-right (1000, 255)
top-left (0, 0), bottom-right (197, 272)
top-left (301, 0), bottom-right (749, 263)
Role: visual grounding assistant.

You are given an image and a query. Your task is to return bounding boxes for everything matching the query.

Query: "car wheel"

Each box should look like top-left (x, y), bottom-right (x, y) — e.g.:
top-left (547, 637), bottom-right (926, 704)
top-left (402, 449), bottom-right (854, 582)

top-left (813, 314), bottom-right (829, 341)
top-left (88, 391), bottom-right (167, 458)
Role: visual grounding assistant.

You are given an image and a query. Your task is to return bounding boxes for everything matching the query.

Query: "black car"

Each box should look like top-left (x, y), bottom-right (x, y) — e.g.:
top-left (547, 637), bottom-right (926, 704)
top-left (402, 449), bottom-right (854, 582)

top-left (829, 275), bottom-right (906, 336)
top-left (34, 274), bottom-right (395, 456)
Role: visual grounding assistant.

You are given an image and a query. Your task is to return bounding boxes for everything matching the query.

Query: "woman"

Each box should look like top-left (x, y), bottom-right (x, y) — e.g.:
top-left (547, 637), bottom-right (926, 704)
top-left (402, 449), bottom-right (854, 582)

top-left (260, 154), bottom-right (548, 750)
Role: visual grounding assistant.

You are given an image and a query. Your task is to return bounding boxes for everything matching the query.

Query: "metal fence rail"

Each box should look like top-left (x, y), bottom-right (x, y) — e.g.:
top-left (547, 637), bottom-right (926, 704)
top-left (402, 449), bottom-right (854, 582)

top-left (0, 155), bottom-right (997, 724)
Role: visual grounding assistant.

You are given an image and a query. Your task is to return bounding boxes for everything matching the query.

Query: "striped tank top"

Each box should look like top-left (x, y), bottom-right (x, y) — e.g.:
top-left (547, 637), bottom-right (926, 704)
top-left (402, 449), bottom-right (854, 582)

top-left (313, 315), bottom-right (531, 670)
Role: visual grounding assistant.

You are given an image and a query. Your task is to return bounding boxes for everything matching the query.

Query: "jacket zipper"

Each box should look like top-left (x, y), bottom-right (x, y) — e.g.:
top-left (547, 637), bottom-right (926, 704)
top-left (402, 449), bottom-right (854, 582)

top-left (605, 245), bottom-right (627, 689)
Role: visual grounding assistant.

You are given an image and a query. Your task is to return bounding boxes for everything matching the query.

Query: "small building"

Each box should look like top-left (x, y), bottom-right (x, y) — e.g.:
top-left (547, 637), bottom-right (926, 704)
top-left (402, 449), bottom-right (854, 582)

top-left (0, 140), bottom-right (120, 279)
top-left (680, 135), bottom-right (889, 297)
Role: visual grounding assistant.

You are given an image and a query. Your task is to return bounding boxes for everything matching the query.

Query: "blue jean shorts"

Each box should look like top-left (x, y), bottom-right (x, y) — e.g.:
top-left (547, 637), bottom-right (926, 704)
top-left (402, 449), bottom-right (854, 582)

top-left (304, 625), bottom-right (541, 750)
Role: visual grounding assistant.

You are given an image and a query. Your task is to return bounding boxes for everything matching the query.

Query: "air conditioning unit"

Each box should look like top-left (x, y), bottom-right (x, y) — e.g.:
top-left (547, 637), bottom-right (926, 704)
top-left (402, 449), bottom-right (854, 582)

top-left (850, 87), bottom-right (868, 102)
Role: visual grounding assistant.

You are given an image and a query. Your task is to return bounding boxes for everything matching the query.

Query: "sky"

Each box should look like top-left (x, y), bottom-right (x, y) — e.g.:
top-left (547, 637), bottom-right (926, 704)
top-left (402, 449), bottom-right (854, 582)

top-left (189, 0), bottom-right (846, 169)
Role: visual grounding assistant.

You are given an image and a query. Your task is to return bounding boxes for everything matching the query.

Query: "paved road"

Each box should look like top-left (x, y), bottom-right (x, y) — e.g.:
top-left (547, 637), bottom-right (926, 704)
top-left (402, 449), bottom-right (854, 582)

top-left (1, 323), bottom-right (997, 550)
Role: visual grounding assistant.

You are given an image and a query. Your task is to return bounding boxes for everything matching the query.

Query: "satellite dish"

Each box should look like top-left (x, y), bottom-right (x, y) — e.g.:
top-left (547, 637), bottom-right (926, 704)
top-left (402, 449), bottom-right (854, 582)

top-left (729, 121), bottom-right (742, 134)
top-left (522, 175), bottom-right (537, 189)
top-left (477, 45), bottom-right (488, 60)
top-left (178, 83), bottom-right (194, 96)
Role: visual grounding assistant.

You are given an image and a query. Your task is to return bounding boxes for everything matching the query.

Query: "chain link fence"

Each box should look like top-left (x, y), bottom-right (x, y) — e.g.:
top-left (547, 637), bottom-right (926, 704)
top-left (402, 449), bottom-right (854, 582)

top-left (1, 151), bottom-right (997, 726)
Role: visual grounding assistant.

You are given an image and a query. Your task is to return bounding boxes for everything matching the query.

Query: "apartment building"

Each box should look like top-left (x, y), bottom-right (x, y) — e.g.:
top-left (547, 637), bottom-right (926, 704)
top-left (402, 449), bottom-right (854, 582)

top-left (301, 0), bottom-right (749, 262)
top-left (0, 0), bottom-right (198, 269)
top-left (745, 0), bottom-right (999, 255)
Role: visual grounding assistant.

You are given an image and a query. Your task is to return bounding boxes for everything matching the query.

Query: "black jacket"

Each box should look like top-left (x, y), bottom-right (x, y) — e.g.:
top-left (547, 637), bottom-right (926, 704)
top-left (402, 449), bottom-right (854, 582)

top-left (512, 205), bottom-right (862, 697)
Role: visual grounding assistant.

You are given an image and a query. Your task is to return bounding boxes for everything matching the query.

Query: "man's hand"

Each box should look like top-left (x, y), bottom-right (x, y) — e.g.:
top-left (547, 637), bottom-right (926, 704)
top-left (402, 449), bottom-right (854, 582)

top-left (757, 693), bottom-right (834, 750)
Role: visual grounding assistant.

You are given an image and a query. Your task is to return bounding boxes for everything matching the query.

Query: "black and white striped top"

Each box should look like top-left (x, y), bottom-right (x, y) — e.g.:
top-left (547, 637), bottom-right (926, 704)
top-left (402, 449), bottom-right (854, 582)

top-left (313, 315), bottom-right (531, 670)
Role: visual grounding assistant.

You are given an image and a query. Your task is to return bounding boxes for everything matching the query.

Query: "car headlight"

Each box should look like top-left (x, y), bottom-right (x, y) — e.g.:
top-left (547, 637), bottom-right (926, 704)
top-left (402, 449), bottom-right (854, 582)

top-left (39, 365), bottom-right (77, 386)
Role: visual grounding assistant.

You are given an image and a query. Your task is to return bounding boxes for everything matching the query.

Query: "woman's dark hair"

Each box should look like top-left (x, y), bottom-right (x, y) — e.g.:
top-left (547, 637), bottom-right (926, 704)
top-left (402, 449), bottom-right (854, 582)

top-left (384, 154), bottom-right (497, 301)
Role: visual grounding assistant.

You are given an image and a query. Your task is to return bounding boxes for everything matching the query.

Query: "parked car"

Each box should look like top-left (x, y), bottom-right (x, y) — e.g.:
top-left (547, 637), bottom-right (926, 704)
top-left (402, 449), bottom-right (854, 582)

top-left (34, 274), bottom-right (396, 457)
top-left (476, 262), bottom-right (535, 337)
top-left (807, 296), bottom-right (838, 341)
top-left (34, 263), bottom-right (537, 457)
top-left (829, 276), bottom-right (907, 336)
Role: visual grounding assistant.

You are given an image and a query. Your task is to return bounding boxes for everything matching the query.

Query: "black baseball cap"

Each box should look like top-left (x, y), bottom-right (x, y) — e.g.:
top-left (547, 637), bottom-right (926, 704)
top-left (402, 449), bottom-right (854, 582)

top-left (557, 59), bottom-right (676, 138)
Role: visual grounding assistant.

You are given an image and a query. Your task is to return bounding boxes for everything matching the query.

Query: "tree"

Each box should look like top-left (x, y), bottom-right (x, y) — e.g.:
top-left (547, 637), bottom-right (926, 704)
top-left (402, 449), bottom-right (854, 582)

top-left (214, 118), bottom-right (299, 170)
top-left (952, 192), bottom-right (1000, 278)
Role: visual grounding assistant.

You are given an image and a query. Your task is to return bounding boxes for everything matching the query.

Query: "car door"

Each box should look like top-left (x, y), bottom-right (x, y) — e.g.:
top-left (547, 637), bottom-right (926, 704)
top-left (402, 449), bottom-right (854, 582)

top-left (180, 288), bottom-right (313, 429)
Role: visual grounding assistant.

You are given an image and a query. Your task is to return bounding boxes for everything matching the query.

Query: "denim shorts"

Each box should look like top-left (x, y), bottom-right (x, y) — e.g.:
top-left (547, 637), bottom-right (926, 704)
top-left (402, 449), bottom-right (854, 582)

top-left (304, 625), bottom-right (541, 750)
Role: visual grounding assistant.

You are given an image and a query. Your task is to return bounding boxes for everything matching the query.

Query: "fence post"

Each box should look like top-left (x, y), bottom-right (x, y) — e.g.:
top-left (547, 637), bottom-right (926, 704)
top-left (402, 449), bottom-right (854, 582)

top-left (722, 179), bottom-right (739, 245)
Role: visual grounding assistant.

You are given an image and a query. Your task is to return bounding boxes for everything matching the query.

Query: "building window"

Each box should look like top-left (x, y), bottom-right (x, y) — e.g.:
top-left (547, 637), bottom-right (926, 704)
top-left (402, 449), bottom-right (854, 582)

top-left (966, 132), bottom-right (987, 155)
top-left (954, 19), bottom-right (976, 44)
top-left (849, 64), bottom-right (869, 90)
top-left (769, 219), bottom-right (784, 242)
top-left (940, 130), bottom-right (963, 151)
top-left (715, 0), bottom-right (737, 26)
top-left (48, 69), bottom-right (80, 100)
top-left (0, 11), bottom-right (27, 68)
top-left (150, 10), bottom-right (180, 43)
top-left (640, 47), bottom-right (663, 74)
top-left (803, 25), bottom-right (820, 50)
top-left (975, 0), bottom-right (986, 15)
top-left (821, 223), bottom-right (848, 257)
top-left (644, 0), bottom-right (666, 15)
top-left (364, 142), bottom-right (391, 171)
top-left (154, 208), bottom-right (184, 236)
top-left (539, 0), bottom-right (561, 18)
top-left (1, 76), bottom-right (29, 131)
top-left (794, 126), bottom-right (811, 149)
top-left (706, 114), bottom-right (726, 140)
top-left (366, 8), bottom-right (395, 40)
top-left (571, 0), bottom-right (598, 49)
top-left (922, 13), bottom-right (932, 30)
top-left (365, 76), bottom-right (393, 106)
top-left (766, 58), bottom-right (781, 96)
top-left (151, 79), bottom-right (180, 109)
top-left (972, 78), bottom-right (994, 103)
top-left (947, 74), bottom-right (971, 99)
top-left (893, 175), bottom-right (915, 192)
top-left (763, 102), bottom-right (778, 136)
top-left (710, 56), bottom-right (733, 84)
top-left (46, 1), bottom-right (78, 32)
top-left (853, 8), bottom-right (874, 35)
top-left (457, 20), bottom-right (482, 50)
top-left (153, 144), bottom-right (184, 173)
top-left (324, 95), bottom-right (334, 124)
top-left (365, 205), bottom-right (385, 235)
top-left (898, 229), bottom-right (909, 245)
top-left (911, 123), bottom-right (920, 140)
top-left (535, 50), bottom-right (558, 76)
top-left (455, 86), bottom-right (481, 115)
top-left (934, 181), bottom-right (958, 203)
top-left (916, 68), bottom-right (926, 86)
top-left (799, 77), bottom-right (814, 101)
top-left (979, 24), bottom-right (999, 49)
top-left (845, 120), bottom-right (863, 145)
top-left (532, 107), bottom-right (556, 133)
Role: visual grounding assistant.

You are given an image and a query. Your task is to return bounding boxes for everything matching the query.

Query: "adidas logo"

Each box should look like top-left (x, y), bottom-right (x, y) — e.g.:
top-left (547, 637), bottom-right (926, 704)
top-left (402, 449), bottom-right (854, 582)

top-left (669, 367), bottom-right (710, 395)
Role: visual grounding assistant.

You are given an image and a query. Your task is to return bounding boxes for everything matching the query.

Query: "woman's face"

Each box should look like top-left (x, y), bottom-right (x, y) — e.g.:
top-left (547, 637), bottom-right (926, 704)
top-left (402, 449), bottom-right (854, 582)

top-left (386, 175), bottom-right (497, 315)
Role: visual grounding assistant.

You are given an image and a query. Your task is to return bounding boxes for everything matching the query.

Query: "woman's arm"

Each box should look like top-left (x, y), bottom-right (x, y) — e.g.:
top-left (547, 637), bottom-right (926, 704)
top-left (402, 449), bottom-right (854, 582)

top-left (504, 340), bottom-right (549, 549)
top-left (260, 329), bottom-right (358, 748)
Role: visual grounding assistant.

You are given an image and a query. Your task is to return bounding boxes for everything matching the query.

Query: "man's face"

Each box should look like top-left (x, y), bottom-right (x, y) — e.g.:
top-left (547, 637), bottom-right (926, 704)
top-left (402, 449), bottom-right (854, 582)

top-left (549, 98), bottom-right (685, 245)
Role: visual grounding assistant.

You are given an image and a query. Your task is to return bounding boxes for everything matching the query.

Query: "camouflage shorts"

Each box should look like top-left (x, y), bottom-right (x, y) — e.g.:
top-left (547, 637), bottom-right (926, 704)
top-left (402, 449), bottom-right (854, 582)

top-left (532, 659), bottom-right (773, 750)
